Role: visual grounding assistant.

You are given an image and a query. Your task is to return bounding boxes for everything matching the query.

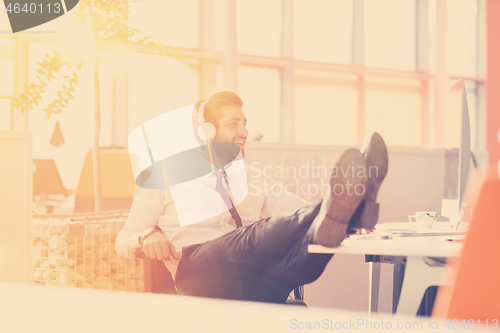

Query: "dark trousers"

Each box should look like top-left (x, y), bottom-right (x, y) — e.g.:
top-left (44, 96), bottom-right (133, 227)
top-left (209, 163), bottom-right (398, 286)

top-left (175, 200), bottom-right (333, 303)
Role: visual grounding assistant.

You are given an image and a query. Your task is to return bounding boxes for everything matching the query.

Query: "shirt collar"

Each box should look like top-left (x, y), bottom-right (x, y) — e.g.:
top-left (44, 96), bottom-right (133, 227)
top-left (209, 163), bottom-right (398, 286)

top-left (210, 163), bottom-right (234, 182)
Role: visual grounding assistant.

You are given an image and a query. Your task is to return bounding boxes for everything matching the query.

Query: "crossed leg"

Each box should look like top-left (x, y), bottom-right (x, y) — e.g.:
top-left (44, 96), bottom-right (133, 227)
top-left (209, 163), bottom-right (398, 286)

top-left (175, 200), bottom-right (330, 302)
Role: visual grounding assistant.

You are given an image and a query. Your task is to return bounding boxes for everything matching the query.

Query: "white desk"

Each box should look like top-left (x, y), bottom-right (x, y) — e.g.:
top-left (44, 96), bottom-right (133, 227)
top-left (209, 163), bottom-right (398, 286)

top-left (0, 281), bottom-right (483, 333)
top-left (308, 222), bottom-right (465, 316)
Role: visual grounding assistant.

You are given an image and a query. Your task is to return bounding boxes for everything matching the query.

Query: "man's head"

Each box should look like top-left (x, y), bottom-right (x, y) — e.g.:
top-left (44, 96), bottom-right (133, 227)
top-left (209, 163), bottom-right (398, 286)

top-left (196, 91), bottom-right (249, 157)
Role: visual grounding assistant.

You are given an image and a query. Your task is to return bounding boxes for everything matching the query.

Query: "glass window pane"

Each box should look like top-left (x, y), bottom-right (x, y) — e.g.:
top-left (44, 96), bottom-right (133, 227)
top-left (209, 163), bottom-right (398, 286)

top-left (128, 53), bottom-right (199, 132)
top-left (0, 59), bottom-right (14, 96)
top-left (129, 0), bottom-right (199, 49)
top-left (295, 72), bottom-right (358, 145)
top-left (215, 0), bottom-right (225, 52)
top-left (237, 0), bottom-right (281, 57)
top-left (294, 0), bottom-right (353, 64)
top-left (0, 5), bottom-right (11, 31)
top-left (0, 38), bottom-right (15, 96)
top-left (0, 98), bottom-right (10, 130)
top-left (28, 43), bottom-right (114, 189)
top-left (237, 66), bottom-right (281, 142)
top-left (365, 0), bottom-right (416, 70)
top-left (365, 77), bottom-right (422, 146)
top-left (428, 0), bottom-right (438, 74)
top-left (0, 37), bottom-right (14, 58)
top-left (215, 64), bottom-right (225, 92)
top-left (446, 0), bottom-right (478, 77)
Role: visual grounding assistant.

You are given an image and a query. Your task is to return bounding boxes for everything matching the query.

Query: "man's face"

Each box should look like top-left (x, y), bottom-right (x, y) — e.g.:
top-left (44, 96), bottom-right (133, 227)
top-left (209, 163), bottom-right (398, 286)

top-left (213, 105), bottom-right (249, 157)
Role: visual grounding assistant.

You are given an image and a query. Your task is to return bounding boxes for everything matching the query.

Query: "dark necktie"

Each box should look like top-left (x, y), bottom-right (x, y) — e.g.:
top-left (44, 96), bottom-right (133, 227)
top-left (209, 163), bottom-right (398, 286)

top-left (214, 170), bottom-right (243, 228)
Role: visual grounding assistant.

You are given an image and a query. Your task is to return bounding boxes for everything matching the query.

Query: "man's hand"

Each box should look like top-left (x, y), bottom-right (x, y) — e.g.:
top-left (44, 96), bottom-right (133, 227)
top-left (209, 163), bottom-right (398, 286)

top-left (142, 232), bottom-right (181, 261)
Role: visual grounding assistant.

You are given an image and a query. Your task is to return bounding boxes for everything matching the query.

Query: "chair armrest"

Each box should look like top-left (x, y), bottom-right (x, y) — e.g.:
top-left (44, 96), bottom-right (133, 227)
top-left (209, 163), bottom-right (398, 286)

top-left (135, 247), bottom-right (145, 259)
top-left (136, 247), bottom-right (177, 294)
top-left (135, 248), bottom-right (173, 262)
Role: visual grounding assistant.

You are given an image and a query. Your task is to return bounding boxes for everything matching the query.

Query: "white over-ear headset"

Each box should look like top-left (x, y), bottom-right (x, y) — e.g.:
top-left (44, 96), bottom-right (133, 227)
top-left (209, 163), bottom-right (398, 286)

top-left (197, 101), bottom-right (217, 141)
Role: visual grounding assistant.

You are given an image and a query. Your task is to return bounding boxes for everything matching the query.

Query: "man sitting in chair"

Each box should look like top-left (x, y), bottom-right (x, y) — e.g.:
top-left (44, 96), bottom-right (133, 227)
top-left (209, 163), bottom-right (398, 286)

top-left (115, 91), bottom-right (388, 303)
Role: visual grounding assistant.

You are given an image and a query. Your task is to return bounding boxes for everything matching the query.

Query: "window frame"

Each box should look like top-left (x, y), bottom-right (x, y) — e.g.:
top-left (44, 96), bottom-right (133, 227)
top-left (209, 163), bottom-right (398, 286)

top-left (6, 0), bottom-right (485, 152)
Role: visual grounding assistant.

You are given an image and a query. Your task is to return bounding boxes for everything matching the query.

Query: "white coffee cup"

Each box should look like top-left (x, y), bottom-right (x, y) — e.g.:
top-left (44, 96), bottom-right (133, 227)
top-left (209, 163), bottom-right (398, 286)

top-left (408, 211), bottom-right (437, 228)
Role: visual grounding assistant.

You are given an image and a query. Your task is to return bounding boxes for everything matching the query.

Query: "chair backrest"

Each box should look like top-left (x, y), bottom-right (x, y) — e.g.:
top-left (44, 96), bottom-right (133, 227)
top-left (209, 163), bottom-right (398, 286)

top-left (74, 149), bottom-right (136, 213)
top-left (434, 165), bottom-right (500, 319)
top-left (33, 159), bottom-right (66, 198)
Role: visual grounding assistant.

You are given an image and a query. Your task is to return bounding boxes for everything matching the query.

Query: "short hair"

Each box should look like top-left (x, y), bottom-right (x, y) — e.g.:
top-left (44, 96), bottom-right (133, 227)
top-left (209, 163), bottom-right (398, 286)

top-left (195, 91), bottom-right (243, 129)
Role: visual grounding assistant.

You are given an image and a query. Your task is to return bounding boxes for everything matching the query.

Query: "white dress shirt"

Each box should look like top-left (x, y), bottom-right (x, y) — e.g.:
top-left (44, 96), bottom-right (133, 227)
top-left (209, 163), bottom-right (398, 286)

top-left (115, 163), bottom-right (310, 277)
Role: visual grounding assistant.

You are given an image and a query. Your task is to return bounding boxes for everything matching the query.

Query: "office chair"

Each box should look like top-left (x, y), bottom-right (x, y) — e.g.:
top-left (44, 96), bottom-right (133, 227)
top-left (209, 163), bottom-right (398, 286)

top-left (135, 248), bottom-right (306, 305)
top-left (33, 159), bottom-right (68, 214)
top-left (433, 167), bottom-right (500, 319)
top-left (74, 149), bottom-right (136, 213)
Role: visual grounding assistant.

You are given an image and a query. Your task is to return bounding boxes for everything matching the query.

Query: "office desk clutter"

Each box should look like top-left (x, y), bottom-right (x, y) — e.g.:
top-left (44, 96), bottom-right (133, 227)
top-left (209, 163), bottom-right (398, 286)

top-left (349, 221), bottom-right (466, 242)
top-left (32, 211), bottom-right (143, 291)
top-left (408, 211), bottom-right (438, 228)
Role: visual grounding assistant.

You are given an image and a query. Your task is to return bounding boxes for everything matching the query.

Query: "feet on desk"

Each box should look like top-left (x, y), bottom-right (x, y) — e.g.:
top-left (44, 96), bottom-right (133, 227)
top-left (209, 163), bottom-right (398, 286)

top-left (313, 149), bottom-right (367, 247)
top-left (348, 132), bottom-right (388, 233)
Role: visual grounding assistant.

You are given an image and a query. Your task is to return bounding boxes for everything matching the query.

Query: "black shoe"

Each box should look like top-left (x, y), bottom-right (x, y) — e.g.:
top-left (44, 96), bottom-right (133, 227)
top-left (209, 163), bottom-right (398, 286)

top-left (348, 132), bottom-right (388, 232)
top-left (313, 149), bottom-right (368, 247)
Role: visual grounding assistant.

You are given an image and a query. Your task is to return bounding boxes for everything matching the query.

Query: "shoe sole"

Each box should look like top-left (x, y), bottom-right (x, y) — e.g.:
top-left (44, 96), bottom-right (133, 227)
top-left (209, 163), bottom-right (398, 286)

top-left (315, 149), bottom-right (368, 247)
top-left (348, 132), bottom-right (388, 230)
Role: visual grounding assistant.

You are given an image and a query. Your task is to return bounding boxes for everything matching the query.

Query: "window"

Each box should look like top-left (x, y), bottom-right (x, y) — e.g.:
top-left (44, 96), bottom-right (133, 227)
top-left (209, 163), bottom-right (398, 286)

top-left (364, 0), bottom-right (417, 70)
top-left (0, 5), bottom-right (10, 31)
top-left (0, 59), bottom-right (14, 96)
top-left (128, 53), bottom-right (199, 133)
top-left (0, 99), bottom-right (10, 130)
top-left (129, 0), bottom-right (200, 49)
top-left (215, 0), bottom-right (226, 52)
top-left (4, 0), bottom-right (487, 193)
top-left (237, 66), bottom-right (281, 142)
top-left (365, 77), bottom-right (423, 146)
top-left (215, 64), bottom-right (225, 93)
top-left (0, 38), bottom-right (14, 130)
top-left (0, 38), bottom-right (15, 96)
top-left (294, 0), bottom-right (353, 64)
top-left (236, 0), bottom-right (281, 57)
top-left (446, 0), bottom-right (479, 77)
top-left (295, 72), bottom-right (358, 145)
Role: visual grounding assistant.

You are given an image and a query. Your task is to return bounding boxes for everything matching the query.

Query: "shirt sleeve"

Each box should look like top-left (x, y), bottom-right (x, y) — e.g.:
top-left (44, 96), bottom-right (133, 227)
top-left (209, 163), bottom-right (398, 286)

top-left (260, 177), bottom-right (312, 218)
top-left (115, 187), bottom-right (164, 259)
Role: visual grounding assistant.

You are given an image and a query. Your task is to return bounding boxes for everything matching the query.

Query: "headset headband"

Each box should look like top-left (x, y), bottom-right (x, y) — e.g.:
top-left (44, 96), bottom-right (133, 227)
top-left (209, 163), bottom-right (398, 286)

top-left (198, 100), bottom-right (207, 123)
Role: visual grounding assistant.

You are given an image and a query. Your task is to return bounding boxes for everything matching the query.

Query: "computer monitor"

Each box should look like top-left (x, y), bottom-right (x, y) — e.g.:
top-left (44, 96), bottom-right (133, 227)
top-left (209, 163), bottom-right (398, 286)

top-left (441, 78), bottom-right (471, 230)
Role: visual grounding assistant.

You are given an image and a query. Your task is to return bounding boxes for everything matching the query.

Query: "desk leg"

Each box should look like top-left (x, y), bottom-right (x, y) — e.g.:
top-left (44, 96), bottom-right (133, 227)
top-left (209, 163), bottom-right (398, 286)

top-left (368, 262), bottom-right (381, 314)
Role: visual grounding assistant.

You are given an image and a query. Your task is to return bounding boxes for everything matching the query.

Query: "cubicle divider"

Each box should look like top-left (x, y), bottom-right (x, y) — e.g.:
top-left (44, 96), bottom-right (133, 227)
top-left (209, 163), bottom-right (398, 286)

top-left (0, 130), bottom-right (32, 283)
